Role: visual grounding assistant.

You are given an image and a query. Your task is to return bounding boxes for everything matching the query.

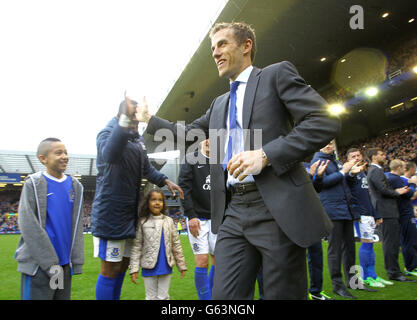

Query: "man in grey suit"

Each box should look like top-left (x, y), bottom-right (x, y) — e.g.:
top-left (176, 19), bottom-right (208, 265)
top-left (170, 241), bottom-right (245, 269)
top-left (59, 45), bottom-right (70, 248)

top-left (366, 147), bottom-right (415, 282)
top-left (136, 22), bottom-right (339, 299)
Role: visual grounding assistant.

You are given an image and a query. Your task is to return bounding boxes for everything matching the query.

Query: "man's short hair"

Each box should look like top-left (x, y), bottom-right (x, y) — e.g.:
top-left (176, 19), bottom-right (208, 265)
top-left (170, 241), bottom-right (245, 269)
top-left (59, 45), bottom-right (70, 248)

top-left (346, 148), bottom-right (361, 157)
top-left (367, 147), bottom-right (382, 161)
top-left (117, 99), bottom-right (138, 118)
top-left (209, 22), bottom-right (257, 62)
top-left (389, 159), bottom-right (404, 171)
top-left (37, 138), bottom-right (61, 157)
top-left (405, 161), bottom-right (416, 171)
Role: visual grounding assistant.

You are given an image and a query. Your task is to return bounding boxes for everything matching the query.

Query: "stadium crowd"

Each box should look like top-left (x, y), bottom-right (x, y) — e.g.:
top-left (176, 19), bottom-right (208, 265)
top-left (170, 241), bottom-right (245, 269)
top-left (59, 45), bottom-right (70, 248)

top-left (339, 123), bottom-right (417, 165)
top-left (0, 192), bottom-right (19, 234)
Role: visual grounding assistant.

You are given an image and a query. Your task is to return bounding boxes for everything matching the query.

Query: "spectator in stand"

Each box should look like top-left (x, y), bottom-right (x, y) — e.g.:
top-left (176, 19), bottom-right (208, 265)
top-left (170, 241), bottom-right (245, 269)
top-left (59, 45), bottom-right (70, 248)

top-left (366, 148), bottom-right (415, 283)
top-left (386, 159), bottom-right (417, 277)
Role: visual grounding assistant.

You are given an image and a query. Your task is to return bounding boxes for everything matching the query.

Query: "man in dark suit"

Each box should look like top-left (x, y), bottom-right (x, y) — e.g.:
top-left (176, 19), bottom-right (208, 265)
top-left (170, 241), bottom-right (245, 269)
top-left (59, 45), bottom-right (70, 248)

top-left (136, 22), bottom-right (339, 299)
top-left (366, 148), bottom-right (414, 282)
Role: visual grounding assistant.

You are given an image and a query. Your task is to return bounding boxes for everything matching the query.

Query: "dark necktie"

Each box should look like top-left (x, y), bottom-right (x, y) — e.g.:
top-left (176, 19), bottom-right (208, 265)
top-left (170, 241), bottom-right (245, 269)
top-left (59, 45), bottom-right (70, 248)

top-left (222, 81), bottom-right (240, 170)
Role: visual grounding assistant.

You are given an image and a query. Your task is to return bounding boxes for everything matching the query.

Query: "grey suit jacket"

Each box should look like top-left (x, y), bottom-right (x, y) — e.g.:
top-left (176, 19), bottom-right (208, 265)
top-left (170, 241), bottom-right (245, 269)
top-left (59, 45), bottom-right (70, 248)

top-left (147, 61), bottom-right (340, 247)
top-left (367, 164), bottom-right (400, 219)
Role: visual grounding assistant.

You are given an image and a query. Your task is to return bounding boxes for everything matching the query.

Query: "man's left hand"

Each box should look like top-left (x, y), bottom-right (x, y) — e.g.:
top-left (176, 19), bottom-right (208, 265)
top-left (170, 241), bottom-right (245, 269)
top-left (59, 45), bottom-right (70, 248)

top-left (227, 149), bottom-right (269, 181)
top-left (165, 179), bottom-right (184, 199)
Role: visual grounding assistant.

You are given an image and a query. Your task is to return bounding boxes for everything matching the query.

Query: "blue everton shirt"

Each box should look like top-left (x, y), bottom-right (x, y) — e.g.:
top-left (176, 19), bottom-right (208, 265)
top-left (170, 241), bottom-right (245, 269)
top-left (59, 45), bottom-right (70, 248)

top-left (43, 172), bottom-right (74, 266)
top-left (142, 230), bottom-right (172, 277)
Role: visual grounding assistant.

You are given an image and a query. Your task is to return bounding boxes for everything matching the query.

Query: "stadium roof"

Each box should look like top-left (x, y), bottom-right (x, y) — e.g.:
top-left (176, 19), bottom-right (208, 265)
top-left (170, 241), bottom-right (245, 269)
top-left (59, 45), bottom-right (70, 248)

top-left (0, 150), bottom-right (97, 176)
top-left (0, 150), bottom-right (98, 191)
top-left (0, 150), bottom-right (173, 192)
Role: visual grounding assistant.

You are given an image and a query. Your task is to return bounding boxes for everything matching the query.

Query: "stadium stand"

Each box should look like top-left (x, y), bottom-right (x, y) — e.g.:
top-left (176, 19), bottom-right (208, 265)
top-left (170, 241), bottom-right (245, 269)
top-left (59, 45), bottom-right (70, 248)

top-left (338, 123), bottom-right (417, 165)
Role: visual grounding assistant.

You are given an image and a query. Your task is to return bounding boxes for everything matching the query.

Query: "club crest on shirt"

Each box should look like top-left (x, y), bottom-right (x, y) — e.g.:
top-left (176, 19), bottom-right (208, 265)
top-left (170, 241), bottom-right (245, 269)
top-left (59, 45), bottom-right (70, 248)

top-left (193, 243), bottom-right (200, 252)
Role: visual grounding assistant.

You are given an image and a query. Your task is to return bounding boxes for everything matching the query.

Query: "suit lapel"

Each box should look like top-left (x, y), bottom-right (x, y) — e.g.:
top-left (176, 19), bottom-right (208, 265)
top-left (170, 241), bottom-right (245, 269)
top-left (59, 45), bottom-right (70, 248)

top-left (242, 67), bottom-right (261, 129)
top-left (212, 92), bottom-right (230, 129)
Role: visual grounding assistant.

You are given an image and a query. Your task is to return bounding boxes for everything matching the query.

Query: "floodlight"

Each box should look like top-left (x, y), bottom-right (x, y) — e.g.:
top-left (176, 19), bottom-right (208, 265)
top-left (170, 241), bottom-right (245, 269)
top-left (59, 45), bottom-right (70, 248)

top-left (365, 87), bottom-right (378, 97)
top-left (328, 104), bottom-right (346, 116)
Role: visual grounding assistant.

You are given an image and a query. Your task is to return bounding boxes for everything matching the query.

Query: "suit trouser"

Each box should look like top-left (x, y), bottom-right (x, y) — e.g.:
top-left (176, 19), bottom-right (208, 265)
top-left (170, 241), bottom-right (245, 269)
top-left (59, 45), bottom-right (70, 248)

top-left (307, 241), bottom-right (323, 294)
top-left (20, 264), bottom-right (72, 300)
top-left (327, 220), bottom-right (356, 290)
top-left (380, 218), bottom-right (402, 277)
top-left (212, 189), bottom-right (307, 300)
top-left (399, 215), bottom-right (417, 272)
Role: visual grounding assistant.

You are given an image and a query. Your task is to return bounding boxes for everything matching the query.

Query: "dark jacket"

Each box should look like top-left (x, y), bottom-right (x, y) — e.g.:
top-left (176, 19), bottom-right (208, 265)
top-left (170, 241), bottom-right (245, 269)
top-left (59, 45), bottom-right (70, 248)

top-left (91, 117), bottom-right (167, 240)
top-left (311, 152), bottom-right (357, 221)
top-left (178, 151), bottom-right (211, 220)
top-left (367, 164), bottom-right (400, 219)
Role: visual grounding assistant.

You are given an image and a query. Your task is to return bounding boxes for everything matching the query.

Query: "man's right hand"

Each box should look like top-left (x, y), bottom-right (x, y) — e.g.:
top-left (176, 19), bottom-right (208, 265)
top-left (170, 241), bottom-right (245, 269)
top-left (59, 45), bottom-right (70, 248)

top-left (188, 218), bottom-right (201, 238)
top-left (135, 96), bottom-right (152, 123)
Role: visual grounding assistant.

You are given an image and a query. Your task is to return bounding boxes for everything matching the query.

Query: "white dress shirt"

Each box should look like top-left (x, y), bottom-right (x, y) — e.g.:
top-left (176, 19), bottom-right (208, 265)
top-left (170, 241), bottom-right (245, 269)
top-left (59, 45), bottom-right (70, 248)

top-left (225, 65), bottom-right (255, 187)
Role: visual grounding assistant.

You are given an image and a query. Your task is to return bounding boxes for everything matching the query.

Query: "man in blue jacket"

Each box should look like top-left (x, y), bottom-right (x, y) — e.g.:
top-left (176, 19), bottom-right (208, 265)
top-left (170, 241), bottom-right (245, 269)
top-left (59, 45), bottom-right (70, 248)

top-left (312, 140), bottom-right (364, 299)
top-left (91, 97), bottom-right (183, 300)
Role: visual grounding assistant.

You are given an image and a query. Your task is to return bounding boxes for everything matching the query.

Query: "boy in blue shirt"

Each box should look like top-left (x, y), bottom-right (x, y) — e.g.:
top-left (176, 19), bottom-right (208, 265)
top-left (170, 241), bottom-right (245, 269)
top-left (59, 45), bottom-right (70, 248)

top-left (16, 138), bottom-right (84, 300)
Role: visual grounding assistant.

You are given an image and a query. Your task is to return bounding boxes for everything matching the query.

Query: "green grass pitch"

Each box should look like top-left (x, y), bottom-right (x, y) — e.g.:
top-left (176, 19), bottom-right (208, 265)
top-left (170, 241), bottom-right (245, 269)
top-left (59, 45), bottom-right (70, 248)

top-left (1, 234), bottom-right (416, 300)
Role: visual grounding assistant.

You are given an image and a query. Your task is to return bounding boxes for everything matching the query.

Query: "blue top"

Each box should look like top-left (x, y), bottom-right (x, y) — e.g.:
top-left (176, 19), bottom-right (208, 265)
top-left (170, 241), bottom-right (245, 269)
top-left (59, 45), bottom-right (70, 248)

top-left (346, 171), bottom-right (381, 219)
top-left (44, 173), bottom-right (74, 266)
top-left (385, 172), bottom-right (415, 217)
top-left (142, 230), bottom-right (172, 277)
top-left (401, 176), bottom-right (417, 206)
